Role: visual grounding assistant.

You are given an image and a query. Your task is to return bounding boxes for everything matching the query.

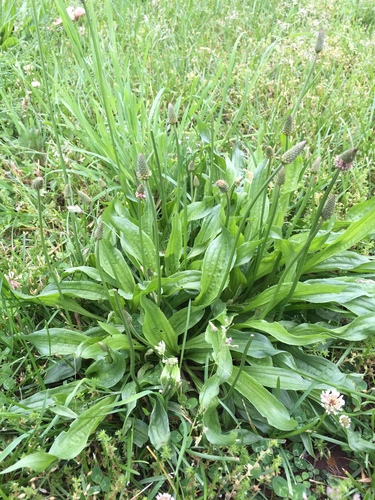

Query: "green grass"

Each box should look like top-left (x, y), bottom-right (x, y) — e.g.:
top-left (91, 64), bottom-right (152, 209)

top-left (1, 0), bottom-right (375, 499)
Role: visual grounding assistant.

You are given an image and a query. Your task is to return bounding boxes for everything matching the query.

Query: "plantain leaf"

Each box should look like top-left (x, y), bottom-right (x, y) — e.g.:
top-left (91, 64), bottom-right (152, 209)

top-left (111, 215), bottom-right (156, 272)
top-left (40, 281), bottom-right (108, 301)
top-left (1, 452), bottom-right (58, 474)
top-left (98, 238), bottom-right (135, 298)
top-left (85, 347), bottom-right (126, 388)
top-left (228, 367), bottom-right (297, 431)
top-left (164, 213), bottom-right (182, 276)
top-left (203, 404), bottom-right (237, 446)
top-left (24, 328), bottom-right (95, 356)
top-left (140, 296), bottom-right (178, 352)
top-left (194, 227), bottom-right (236, 307)
top-left (303, 198), bottom-right (375, 272)
top-left (148, 396), bottom-right (170, 450)
top-left (187, 197), bottom-right (214, 222)
top-left (49, 396), bottom-right (115, 460)
top-left (347, 430), bottom-right (375, 453)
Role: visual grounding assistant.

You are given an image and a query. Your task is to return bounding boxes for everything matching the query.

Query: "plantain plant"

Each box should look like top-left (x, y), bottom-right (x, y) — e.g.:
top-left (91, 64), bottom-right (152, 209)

top-left (2, 3), bottom-right (375, 497)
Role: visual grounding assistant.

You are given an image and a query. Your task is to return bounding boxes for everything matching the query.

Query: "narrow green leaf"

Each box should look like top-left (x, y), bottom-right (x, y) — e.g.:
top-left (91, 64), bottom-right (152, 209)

top-left (40, 281), bottom-right (108, 301)
top-left (237, 319), bottom-right (330, 346)
top-left (303, 198), bottom-right (375, 272)
top-left (85, 347), bottom-right (126, 388)
top-left (24, 328), bottom-right (93, 356)
top-left (243, 366), bottom-right (325, 391)
top-left (228, 367), bottom-right (297, 431)
top-left (164, 213), bottom-right (182, 276)
top-left (148, 396), bottom-right (170, 450)
top-left (0, 432), bottom-right (32, 463)
top-left (347, 430), bottom-right (375, 453)
top-left (140, 296), bottom-right (178, 352)
top-left (203, 404), bottom-right (237, 446)
top-left (111, 215), bottom-right (156, 272)
top-left (1, 452), bottom-right (58, 475)
top-left (49, 396), bottom-right (115, 460)
top-left (194, 205), bottom-right (222, 247)
top-left (187, 197), bottom-right (214, 222)
top-left (194, 227), bottom-right (236, 307)
top-left (98, 238), bottom-right (135, 298)
top-left (169, 306), bottom-right (205, 336)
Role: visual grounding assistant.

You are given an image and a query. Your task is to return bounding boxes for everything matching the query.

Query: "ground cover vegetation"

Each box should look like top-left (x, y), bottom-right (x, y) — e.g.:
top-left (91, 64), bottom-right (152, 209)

top-left (1, 0), bottom-right (375, 498)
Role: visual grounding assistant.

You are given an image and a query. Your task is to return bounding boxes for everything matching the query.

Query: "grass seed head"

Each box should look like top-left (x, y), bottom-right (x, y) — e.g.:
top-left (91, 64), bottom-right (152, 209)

top-left (137, 153), bottom-right (151, 180)
top-left (281, 140), bottom-right (307, 164)
top-left (276, 166), bottom-right (286, 186)
top-left (168, 102), bottom-right (178, 125)
top-left (283, 115), bottom-right (293, 136)
top-left (311, 157), bottom-right (321, 174)
top-left (315, 28), bottom-right (325, 54)
top-left (63, 184), bottom-right (73, 199)
top-left (94, 221), bottom-right (103, 240)
top-left (77, 190), bottom-right (92, 205)
top-left (31, 177), bottom-right (44, 190)
top-left (265, 146), bottom-right (274, 159)
top-left (321, 194), bottom-right (335, 220)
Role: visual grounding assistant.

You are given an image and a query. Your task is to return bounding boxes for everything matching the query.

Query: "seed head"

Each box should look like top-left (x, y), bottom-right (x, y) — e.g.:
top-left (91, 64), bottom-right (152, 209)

top-left (167, 102), bottom-right (178, 125)
top-left (63, 184), bottom-right (73, 199)
top-left (321, 194), bottom-right (335, 220)
top-left (315, 29), bottom-right (325, 54)
top-left (215, 179), bottom-right (229, 193)
top-left (311, 157), bottom-right (321, 174)
top-left (123, 310), bottom-right (133, 325)
top-left (276, 167), bottom-right (286, 186)
top-left (188, 160), bottom-right (195, 172)
top-left (31, 177), bottom-right (44, 190)
top-left (193, 175), bottom-right (200, 188)
top-left (265, 146), bottom-right (274, 159)
top-left (281, 140), bottom-right (307, 165)
top-left (77, 190), bottom-right (92, 205)
top-left (94, 221), bottom-right (103, 241)
top-left (135, 183), bottom-right (146, 200)
top-left (283, 115), bottom-right (293, 136)
top-left (137, 153), bottom-right (151, 180)
top-left (334, 148), bottom-right (358, 171)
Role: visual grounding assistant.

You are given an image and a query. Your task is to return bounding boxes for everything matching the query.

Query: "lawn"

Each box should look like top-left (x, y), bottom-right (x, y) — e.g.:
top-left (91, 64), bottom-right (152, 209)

top-left (1, 0), bottom-right (375, 498)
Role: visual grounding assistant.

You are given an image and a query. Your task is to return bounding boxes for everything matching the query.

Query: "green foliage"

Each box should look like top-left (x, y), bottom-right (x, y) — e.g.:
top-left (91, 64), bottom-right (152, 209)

top-left (1, 0), bottom-right (375, 498)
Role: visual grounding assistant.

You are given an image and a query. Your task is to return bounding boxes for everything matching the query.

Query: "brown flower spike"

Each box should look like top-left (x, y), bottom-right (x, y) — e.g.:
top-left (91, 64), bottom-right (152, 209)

top-left (334, 148), bottom-right (358, 171)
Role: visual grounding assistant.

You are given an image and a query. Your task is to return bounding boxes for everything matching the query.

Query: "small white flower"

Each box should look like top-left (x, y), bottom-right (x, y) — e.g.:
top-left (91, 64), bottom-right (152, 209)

top-left (154, 340), bottom-right (166, 356)
top-left (31, 80), bottom-right (41, 88)
top-left (156, 494), bottom-right (175, 500)
top-left (162, 357), bottom-right (178, 366)
top-left (23, 64), bottom-right (33, 75)
top-left (320, 389), bottom-right (345, 415)
top-left (339, 415), bottom-right (351, 429)
top-left (66, 6), bottom-right (76, 21)
top-left (209, 321), bottom-right (218, 331)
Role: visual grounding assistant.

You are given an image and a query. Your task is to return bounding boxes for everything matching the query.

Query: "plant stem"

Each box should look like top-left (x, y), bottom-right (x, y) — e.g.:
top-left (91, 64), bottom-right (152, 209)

top-left (137, 200), bottom-right (148, 281)
top-left (216, 163), bottom-right (284, 300)
top-left (150, 130), bottom-right (168, 224)
top-left (145, 182), bottom-right (162, 305)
